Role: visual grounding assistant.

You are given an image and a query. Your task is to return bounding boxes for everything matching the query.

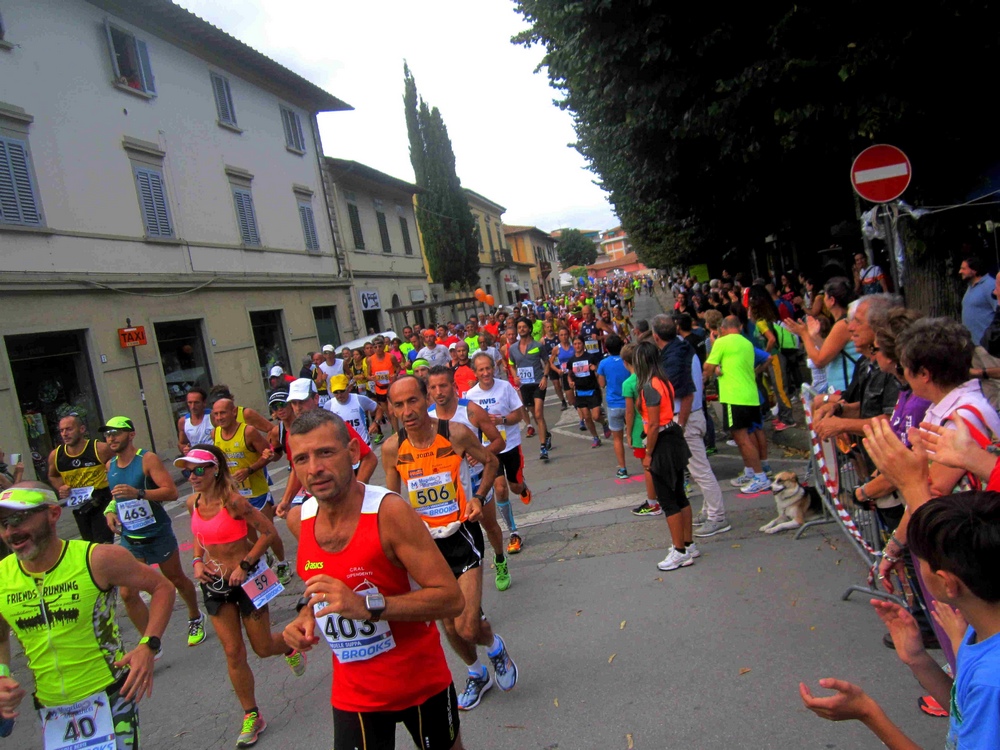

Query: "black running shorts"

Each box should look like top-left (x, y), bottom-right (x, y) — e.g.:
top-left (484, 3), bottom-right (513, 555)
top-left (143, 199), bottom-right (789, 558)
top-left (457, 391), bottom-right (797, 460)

top-left (722, 403), bottom-right (763, 432)
top-left (435, 521), bottom-right (485, 579)
top-left (332, 684), bottom-right (460, 750)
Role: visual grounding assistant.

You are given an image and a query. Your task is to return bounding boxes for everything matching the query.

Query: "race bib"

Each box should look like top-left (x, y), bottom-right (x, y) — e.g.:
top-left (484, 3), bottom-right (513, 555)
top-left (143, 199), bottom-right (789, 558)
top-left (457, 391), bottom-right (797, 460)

top-left (585, 339), bottom-right (599, 354)
top-left (405, 472), bottom-right (459, 518)
top-left (560, 361), bottom-right (568, 373)
top-left (315, 585), bottom-right (395, 664)
top-left (375, 371), bottom-right (391, 385)
top-left (117, 499), bottom-right (155, 531)
top-left (572, 360), bottom-right (591, 377)
top-left (516, 366), bottom-right (535, 384)
top-left (238, 488), bottom-right (253, 497)
top-left (40, 689), bottom-right (115, 750)
top-left (291, 491), bottom-right (308, 506)
top-left (482, 425), bottom-right (506, 446)
top-left (67, 487), bottom-right (94, 508)
top-left (240, 558), bottom-right (284, 609)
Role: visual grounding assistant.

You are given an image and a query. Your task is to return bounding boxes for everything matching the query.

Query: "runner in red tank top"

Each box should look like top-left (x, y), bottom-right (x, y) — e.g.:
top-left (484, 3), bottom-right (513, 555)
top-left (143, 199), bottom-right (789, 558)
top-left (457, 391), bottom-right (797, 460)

top-left (283, 408), bottom-right (466, 750)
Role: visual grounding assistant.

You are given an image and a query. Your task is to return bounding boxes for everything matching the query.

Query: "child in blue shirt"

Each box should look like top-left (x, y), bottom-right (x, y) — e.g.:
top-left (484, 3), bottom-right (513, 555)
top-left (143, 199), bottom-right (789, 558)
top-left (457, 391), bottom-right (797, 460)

top-left (800, 491), bottom-right (1000, 749)
top-left (597, 334), bottom-right (631, 478)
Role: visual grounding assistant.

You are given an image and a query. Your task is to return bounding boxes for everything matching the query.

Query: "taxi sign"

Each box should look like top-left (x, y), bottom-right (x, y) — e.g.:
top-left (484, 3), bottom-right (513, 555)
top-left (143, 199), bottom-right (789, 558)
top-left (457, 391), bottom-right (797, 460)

top-left (118, 326), bottom-right (147, 348)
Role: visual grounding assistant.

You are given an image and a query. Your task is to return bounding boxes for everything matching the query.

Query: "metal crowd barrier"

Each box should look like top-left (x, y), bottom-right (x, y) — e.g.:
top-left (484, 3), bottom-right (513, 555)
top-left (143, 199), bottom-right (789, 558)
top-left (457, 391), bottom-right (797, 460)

top-left (798, 385), bottom-right (906, 608)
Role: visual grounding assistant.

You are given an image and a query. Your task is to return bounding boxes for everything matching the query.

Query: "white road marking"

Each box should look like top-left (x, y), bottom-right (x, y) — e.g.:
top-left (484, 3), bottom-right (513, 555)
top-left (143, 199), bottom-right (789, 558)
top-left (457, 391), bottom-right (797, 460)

top-left (517, 491), bottom-right (648, 528)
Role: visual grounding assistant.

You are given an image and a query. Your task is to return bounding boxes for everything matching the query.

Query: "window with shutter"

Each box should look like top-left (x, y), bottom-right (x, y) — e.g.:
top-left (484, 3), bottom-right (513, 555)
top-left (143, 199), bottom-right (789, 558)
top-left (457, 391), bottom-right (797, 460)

top-left (104, 20), bottom-right (156, 96)
top-left (233, 188), bottom-right (261, 245)
top-left (376, 211), bottom-right (391, 253)
top-left (298, 201), bottom-right (320, 251)
top-left (0, 136), bottom-right (42, 226)
top-left (347, 202), bottom-right (364, 249)
top-left (133, 165), bottom-right (173, 237)
top-left (280, 106), bottom-right (306, 152)
top-left (399, 216), bottom-right (414, 255)
top-left (210, 73), bottom-right (237, 127)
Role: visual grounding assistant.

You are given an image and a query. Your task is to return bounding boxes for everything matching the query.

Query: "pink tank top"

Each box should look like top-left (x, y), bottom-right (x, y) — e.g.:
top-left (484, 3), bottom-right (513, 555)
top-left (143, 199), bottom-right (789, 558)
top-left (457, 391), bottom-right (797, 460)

top-left (190, 495), bottom-right (248, 546)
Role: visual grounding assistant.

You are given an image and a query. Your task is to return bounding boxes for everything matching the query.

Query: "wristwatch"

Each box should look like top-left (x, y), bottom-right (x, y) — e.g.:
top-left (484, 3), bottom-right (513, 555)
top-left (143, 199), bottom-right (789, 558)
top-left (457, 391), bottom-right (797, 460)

top-left (136, 488), bottom-right (145, 500)
top-left (239, 559), bottom-right (254, 572)
top-left (139, 635), bottom-right (161, 652)
top-left (365, 592), bottom-right (386, 622)
top-left (473, 494), bottom-right (488, 503)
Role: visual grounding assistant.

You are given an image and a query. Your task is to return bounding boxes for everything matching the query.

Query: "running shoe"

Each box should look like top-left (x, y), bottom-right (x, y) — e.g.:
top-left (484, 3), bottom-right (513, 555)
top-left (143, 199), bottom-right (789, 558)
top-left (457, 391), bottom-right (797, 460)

top-left (372, 432), bottom-right (385, 445)
top-left (265, 549), bottom-right (276, 569)
top-left (285, 649), bottom-right (307, 677)
top-left (687, 542), bottom-right (702, 559)
top-left (526, 425), bottom-right (536, 438)
top-left (488, 635), bottom-right (519, 691)
top-left (765, 468), bottom-right (775, 479)
top-left (540, 447), bottom-right (549, 462)
top-left (729, 473), bottom-right (753, 488)
top-left (274, 561), bottom-right (293, 586)
top-left (187, 613), bottom-right (207, 647)
top-left (739, 476), bottom-right (771, 495)
top-left (705, 446), bottom-right (718, 456)
top-left (693, 510), bottom-right (708, 527)
top-left (591, 437), bottom-right (602, 448)
top-left (772, 419), bottom-right (790, 432)
top-left (494, 555), bottom-right (511, 591)
top-left (458, 669), bottom-right (494, 710)
top-left (507, 533), bottom-right (523, 554)
top-left (657, 547), bottom-right (694, 571)
top-left (918, 695), bottom-right (949, 718)
top-left (603, 423), bottom-right (612, 439)
top-left (560, 401), bottom-right (569, 411)
top-left (544, 435), bottom-right (552, 451)
top-left (236, 712), bottom-right (266, 748)
top-left (579, 419), bottom-right (587, 431)
top-left (520, 487), bottom-right (532, 505)
top-left (616, 468), bottom-right (629, 479)
top-left (631, 501), bottom-right (662, 517)
top-left (694, 519), bottom-right (732, 537)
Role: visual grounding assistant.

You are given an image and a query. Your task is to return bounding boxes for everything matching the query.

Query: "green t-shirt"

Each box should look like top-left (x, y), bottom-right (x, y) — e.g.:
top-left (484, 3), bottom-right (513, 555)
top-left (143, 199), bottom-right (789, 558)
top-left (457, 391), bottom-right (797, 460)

top-left (464, 335), bottom-right (479, 352)
top-left (705, 332), bottom-right (759, 406)
top-left (532, 320), bottom-right (544, 339)
top-left (621, 373), bottom-right (645, 448)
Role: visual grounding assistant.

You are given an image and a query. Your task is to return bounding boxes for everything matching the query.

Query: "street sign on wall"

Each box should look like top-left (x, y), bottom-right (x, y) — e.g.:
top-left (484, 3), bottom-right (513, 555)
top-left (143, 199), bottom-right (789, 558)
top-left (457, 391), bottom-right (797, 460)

top-left (118, 326), bottom-right (147, 348)
top-left (851, 144), bottom-right (912, 203)
top-left (359, 290), bottom-right (381, 311)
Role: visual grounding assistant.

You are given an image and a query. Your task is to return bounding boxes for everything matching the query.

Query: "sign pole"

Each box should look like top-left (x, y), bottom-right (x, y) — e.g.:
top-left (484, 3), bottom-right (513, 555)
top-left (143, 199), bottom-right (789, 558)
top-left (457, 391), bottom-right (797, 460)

top-left (126, 317), bottom-right (157, 454)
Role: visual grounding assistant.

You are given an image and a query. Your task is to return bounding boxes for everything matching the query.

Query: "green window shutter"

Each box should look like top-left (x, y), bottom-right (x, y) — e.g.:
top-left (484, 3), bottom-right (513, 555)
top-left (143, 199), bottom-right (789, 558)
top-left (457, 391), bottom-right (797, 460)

top-left (376, 211), bottom-right (391, 253)
top-left (347, 202), bottom-right (365, 249)
top-left (399, 216), bottom-right (414, 255)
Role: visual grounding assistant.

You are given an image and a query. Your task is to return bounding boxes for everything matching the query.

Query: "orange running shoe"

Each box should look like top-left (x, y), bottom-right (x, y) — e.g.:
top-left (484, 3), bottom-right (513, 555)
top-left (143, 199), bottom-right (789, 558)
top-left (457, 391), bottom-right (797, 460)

top-left (506, 533), bottom-right (523, 554)
top-left (520, 487), bottom-right (532, 505)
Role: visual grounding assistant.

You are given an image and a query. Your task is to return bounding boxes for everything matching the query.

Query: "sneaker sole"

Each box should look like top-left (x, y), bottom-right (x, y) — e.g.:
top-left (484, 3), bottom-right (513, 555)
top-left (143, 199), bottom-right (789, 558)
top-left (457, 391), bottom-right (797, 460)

top-left (632, 510), bottom-right (662, 517)
top-left (694, 524), bottom-right (732, 538)
top-left (657, 558), bottom-right (694, 571)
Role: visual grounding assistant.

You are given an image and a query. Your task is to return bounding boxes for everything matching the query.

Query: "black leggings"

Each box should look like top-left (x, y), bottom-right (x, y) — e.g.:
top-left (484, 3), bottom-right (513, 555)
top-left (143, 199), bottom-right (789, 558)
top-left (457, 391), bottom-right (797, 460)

top-left (332, 684), bottom-right (459, 750)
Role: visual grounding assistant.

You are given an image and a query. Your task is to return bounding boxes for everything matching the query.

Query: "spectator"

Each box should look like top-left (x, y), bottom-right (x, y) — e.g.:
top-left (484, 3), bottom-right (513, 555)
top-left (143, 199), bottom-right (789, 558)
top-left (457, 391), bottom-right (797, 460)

top-left (853, 251), bottom-right (889, 295)
top-left (746, 284), bottom-right (796, 430)
top-left (783, 276), bottom-right (858, 393)
top-left (960, 256), bottom-right (997, 345)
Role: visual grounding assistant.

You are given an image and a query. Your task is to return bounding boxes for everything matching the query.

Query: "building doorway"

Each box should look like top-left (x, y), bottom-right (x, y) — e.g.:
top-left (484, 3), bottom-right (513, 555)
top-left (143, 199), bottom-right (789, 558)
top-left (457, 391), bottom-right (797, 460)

top-left (361, 309), bottom-right (381, 334)
top-left (313, 305), bottom-right (341, 351)
top-left (154, 320), bottom-right (211, 423)
top-left (249, 310), bottom-right (290, 392)
top-left (5, 330), bottom-right (102, 482)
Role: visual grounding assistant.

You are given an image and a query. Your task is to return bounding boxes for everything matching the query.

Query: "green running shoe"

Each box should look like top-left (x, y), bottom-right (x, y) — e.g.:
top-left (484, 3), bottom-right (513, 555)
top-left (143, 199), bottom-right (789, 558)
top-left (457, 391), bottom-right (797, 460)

top-left (285, 649), bottom-right (307, 677)
top-left (187, 613), bottom-right (207, 647)
top-left (236, 711), bottom-right (266, 747)
top-left (494, 555), bottom-right (511, 591)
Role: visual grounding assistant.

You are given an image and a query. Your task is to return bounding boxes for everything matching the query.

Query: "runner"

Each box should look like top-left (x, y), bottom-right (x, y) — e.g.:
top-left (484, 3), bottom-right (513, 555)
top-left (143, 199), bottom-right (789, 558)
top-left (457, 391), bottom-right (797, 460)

top-left (346, 348), bottom-right (370, 395)
top-left (177, 387), bottom-right (214, 457)
top-left (426, 366), bottom-right (511, 591)
top-left (100, 416), bottom-right (206, 649)
top-left (567, 334), bottom-right (605, 448)
top-left (507, 317), bottom-right (551, 460)
top-left (540, 321), bottom-right (567, 410)
top-left (318, 344), bottom-right (344, 407)
top-left (274, 379), bottom-right (377, 521)
top-left (324, 375), bottom-right (378, 446)
top-left (212, 400), bottom-right (290, 585)
top-left (368, 337), bottom-right (400, 444)
top-left (282, 409), bottom-right (466, 750)
top-left (550, 326), bottom-right (577, 413)
top-left (47, 414), bottom-right (115, 544)
top-left (381, 377), bottom-right (517, 712)
top-left (178, 446), bottom-right (306, 748)
top-left (466, 353), bottom-right (532, 554)
top-left (0, 482), bottom-right (176, 748)
top-left (451, 341), bottom-right (478, 397)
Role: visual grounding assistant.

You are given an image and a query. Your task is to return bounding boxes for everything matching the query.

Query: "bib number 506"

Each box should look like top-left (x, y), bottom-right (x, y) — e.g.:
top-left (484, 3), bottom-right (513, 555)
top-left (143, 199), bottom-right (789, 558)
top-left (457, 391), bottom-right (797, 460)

top-left (415, 486), bottom-right (450, 505)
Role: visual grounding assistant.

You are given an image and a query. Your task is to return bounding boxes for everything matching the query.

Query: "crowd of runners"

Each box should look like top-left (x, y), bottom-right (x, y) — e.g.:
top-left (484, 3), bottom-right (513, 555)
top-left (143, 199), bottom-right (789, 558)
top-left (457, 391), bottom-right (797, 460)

top-left (5, 261), bottom-right (1000, 749)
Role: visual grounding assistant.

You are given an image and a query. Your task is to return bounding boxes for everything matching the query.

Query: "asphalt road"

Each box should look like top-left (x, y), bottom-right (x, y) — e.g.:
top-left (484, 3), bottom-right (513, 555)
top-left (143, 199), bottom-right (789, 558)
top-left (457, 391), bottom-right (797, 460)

top-left (6, 288), bottom-right (948, 749)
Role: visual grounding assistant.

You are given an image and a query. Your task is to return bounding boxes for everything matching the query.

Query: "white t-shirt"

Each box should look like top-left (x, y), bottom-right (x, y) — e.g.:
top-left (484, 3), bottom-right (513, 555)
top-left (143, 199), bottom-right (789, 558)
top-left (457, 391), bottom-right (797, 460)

top-left (319, 359), bottom-right (344, 381)
top-left (418, 345), bottom-right (451, 368)
top-left (324, 393), bottom-right (377, 445)
top-left (466, 380), bottom-right (523, 451)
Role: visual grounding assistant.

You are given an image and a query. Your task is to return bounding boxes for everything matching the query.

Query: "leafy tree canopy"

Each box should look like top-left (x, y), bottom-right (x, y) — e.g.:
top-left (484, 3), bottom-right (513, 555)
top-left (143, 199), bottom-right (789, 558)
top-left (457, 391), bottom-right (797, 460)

top-left (513, 1), bottom-right (1000, 270)
top-left (556, 228), bottom-right (598, 267)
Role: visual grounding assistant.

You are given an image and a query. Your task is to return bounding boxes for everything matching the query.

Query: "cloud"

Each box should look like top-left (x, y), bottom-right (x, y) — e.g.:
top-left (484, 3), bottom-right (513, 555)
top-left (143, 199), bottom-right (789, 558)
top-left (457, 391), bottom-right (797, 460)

top-left (175, 0), bottom-right (618, 232)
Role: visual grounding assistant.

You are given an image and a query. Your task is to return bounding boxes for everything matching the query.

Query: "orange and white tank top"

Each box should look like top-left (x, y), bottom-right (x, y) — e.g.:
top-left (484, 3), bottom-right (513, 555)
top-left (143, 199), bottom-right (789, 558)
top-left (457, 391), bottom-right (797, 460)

top-left (296, 486), bottom-right (452, 712)
top-left (395, 420), bottom-right (469, 539)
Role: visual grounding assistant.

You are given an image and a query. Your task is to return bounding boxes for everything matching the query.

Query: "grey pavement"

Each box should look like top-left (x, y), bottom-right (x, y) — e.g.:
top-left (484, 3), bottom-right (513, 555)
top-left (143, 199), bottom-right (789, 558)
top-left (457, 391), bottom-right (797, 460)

top-left (6, 288), bottom-right (947, 748)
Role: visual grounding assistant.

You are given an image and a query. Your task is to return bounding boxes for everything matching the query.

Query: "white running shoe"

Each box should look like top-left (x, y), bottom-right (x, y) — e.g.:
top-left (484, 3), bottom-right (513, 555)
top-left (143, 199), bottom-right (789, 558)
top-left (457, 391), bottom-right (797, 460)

top-left (657, 547), bottom-right (694, 571)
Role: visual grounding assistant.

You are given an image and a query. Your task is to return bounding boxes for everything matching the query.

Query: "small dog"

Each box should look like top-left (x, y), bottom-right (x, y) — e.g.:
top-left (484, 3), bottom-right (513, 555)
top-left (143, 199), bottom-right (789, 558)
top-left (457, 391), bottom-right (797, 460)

top-left (760, 471), bottom-right (821, 534)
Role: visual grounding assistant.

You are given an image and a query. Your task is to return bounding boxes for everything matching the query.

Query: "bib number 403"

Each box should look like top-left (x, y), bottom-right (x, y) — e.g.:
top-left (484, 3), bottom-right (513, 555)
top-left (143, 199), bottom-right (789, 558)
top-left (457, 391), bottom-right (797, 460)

top-left (325, 615), bottom-right (377, 640)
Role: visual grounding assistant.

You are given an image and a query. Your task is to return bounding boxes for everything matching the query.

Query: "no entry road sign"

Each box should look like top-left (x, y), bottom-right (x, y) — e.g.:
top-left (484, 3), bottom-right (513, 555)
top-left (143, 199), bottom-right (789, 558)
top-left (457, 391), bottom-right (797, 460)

top-left (851, 144), bottom-right (911, 203)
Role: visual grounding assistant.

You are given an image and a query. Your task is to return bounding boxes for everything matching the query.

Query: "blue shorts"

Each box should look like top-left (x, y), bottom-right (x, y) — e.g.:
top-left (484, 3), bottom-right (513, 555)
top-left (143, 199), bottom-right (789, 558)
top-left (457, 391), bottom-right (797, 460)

top-left (121, 529), bottom-right (179, 566)
top-left (606, 407), bottom-right (627, 432)
top-left (248, 492), bottom-right (274, 510)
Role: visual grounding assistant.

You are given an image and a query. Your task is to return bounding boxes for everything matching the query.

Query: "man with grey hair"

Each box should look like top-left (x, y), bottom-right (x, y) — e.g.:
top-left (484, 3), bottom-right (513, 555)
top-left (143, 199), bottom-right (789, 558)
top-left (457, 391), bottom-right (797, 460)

top-left (812, 294), bottom-right (902, 440)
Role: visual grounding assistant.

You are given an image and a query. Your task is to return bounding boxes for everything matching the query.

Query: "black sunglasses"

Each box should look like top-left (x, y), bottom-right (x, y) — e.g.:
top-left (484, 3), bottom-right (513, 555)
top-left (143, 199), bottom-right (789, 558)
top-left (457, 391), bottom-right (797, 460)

top-left (269, 401), bottom-right (288, 411)
top-left (0, 507), bottom-right (47, 529)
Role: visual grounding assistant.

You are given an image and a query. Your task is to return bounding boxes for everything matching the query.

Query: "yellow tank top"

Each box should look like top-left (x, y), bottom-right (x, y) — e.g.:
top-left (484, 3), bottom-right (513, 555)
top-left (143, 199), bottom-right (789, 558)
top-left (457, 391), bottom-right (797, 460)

top-left (214, 423), bottom-right (269, 498)
top-left (0, 540), bottom-right (123, 705)
top-left (55, 441), bottom-right (109, 490)
top-left (396, 420), bottom-right (467, 539)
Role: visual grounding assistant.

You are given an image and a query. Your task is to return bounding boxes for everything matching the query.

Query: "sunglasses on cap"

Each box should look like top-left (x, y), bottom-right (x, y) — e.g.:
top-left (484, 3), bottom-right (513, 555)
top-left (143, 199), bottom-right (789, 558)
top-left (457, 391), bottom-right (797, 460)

top-left (0, 506), bottom-right (47, 529)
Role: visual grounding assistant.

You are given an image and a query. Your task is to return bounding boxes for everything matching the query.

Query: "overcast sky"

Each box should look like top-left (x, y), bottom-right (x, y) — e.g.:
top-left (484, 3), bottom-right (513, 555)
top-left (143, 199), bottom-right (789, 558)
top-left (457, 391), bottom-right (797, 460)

top-left (175, 0), bottom-right (618, 233)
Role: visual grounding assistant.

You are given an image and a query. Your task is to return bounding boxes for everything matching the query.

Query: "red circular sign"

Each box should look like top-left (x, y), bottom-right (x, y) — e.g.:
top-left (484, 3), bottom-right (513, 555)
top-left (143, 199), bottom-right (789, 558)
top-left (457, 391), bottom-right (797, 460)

top-left (850, 144), bottom-right (911, 203)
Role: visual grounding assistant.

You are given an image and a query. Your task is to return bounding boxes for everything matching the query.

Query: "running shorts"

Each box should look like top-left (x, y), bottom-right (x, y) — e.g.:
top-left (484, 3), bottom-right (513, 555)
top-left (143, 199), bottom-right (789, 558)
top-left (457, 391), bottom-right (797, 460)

top-left (497, 447), bottom-right (525, 485)
top-left (120, 529), bottom-right (178, 566)
top-left (375, 391), bottom-right (389, 404)
top-left (722, 403), bottom-right (762, 432)
top-left (518, 383), bottom-right (546, 405)
top-left (247, 492), bottom-right (273, 511)
top-left (332, 684), bottom-right (460, 750)
top-left (200, 580), bottom-right (258, 618)
top-left (575, 392), bottom-right (602, 410)
top-left (434, 521), bottom-right (485, 578)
